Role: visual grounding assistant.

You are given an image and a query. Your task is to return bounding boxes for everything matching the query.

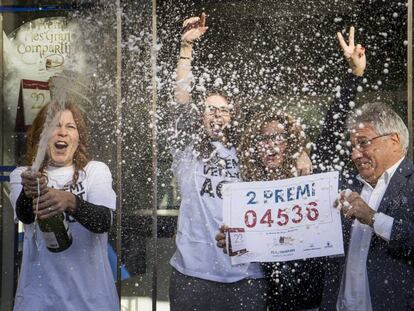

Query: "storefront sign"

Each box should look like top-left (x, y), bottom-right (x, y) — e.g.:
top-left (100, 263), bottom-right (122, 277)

top-left (4, 17), bottom-right (89, 129)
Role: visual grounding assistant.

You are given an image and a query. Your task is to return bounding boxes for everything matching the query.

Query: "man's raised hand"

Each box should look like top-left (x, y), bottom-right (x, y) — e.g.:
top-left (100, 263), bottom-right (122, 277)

top-left (337, 26), bottom-right (366, 76)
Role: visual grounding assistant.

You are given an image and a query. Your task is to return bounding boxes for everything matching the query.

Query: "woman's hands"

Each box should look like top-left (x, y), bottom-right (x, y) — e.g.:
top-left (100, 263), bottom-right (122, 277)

top-left (33, 188), bottom-right (76, 220)
top-left (21, 170), bottom-right (48, 198)
top-left (215, 225), bottom-right (228, 253)
top-left (337, 26), bottom-right (366, 77)
top-left (296, 151), bottom-right (313, 176)
top-left (21, 169), bottom-right (76, 220)
top-left (176, 13), bottom-right (207, 105)
top-left (181, 13), bottom-right (208, 46)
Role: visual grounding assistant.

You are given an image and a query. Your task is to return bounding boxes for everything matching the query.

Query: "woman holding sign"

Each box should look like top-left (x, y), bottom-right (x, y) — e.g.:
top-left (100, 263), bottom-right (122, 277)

top-left (217, 27), bottom-right (366, 310)
top-left (170, 13), bottom-right (314, 310)
top-left (238, 110), bottom-right (324, 311)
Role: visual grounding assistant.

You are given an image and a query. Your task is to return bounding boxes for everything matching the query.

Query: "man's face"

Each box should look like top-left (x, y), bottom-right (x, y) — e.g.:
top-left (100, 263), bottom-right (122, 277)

top-left (350, 123), bottom-right (401, 185)
top-left (202, 95), bottom-right (231, 140)
top-left (257, 121), bottom-right (287, 169)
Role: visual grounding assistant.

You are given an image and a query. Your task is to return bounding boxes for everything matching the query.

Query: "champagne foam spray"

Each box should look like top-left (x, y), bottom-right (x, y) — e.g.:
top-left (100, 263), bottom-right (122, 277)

top-left (31, 71), bottom-right (92, 172)
top-left (33, 177), bottom-right (41, 250)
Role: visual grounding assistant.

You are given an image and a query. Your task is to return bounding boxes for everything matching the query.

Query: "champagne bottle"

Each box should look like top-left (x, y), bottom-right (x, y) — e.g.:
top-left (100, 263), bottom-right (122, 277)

top-left (37, 213), bottom-right (72, 252)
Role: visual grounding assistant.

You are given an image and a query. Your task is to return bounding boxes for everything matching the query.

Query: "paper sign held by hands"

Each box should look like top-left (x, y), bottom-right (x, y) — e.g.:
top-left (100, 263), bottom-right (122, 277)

top-left (223, 171), bottom-right (344, 265)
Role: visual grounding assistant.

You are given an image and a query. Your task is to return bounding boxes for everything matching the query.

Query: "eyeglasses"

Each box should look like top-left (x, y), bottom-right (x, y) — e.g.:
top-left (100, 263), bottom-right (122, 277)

top-left (257, 133), bottom-right (288, 144)
top-left (351, 133), bottom-right (393, 150)
top-left (204, 105), bottom-right (230, 116)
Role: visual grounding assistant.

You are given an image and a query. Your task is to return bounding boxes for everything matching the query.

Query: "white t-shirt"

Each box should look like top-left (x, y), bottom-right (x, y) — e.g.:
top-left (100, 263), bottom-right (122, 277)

top-left (9, 161), bottom-right (119, 311)
top-left (170, 141), bottom-right (264, 282)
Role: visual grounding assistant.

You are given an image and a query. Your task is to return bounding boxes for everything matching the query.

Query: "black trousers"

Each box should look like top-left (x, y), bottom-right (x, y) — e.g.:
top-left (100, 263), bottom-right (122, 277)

top-left (262, 260), bottom-right (325, 311)
top-left (169, 268), bottom-right (268, 311)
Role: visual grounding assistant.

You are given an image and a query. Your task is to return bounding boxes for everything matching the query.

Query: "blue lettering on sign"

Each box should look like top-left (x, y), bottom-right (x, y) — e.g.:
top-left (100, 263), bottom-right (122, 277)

top-left (262, 183), bottom-right (316, 204)
top-left (287, 187), bottom-right (295, 201)
top-left (296, 184), bottom-right (311, 199)
top-left (246, 191), bottom-right (258, 204)
top-left (263, 190), bottom-right (273, 203)
top-left (275, 189), bottom-right (285, 203)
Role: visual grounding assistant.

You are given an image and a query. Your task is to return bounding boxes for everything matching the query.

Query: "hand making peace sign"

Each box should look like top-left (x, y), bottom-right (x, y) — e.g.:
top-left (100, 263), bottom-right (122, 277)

top-left (337, 26), bottom-right (366, 76)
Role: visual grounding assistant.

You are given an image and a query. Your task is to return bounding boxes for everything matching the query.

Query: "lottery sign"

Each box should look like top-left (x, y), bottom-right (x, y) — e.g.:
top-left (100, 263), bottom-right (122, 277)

top-left (223, 171), bottom-right (344, 265)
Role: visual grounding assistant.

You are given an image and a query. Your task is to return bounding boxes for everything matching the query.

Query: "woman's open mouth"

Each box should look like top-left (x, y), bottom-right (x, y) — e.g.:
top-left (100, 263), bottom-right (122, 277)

top-left (265, 147), bottom-right (280, 158)
top-left (210, 121), bottom-right (224, 135)
top-left (265, 154), bottom-right (280, 162)
top-left (54, 141), bottom-right (68, 150)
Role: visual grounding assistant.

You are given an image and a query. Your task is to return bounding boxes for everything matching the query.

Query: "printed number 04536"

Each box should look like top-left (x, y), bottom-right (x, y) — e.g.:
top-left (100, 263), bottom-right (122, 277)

top-left (244, 202), bottom-right (319, 228)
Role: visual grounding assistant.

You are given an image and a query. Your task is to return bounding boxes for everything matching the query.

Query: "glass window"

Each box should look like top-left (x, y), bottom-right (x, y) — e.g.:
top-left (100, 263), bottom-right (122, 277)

top-left (1, 1), bottom-right (411, 310)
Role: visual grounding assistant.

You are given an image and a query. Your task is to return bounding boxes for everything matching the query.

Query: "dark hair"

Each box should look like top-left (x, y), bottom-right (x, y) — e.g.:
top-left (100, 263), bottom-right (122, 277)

top-left (25, 102), bottom-right (91, 184)
top-left (239, 110), bottom-right (305, 181)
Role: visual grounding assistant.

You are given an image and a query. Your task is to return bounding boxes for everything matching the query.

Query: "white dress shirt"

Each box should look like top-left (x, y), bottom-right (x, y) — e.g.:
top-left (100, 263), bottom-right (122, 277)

top-left (336, 157), bottom-right (403, 311)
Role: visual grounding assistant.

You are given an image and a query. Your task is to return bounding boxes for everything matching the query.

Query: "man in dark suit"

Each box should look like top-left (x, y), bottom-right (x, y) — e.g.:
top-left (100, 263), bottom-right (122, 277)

top-left (328, 102), bottom-right (414, 311)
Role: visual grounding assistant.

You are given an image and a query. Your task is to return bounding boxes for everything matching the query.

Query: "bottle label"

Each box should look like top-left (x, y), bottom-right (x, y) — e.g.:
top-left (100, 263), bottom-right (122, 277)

top-left (42, 231), bottom-right (59, 249)
top-left (63, 218), bottom-right (72, 239)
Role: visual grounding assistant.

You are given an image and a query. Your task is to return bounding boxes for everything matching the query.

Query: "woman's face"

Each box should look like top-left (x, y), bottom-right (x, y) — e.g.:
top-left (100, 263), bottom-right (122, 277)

top-left (257, 120), bottom-right (287, 169)
top-left (47, 109), bottom-right (79, 167)
top-left (202, 95), bottom-right (231, 140)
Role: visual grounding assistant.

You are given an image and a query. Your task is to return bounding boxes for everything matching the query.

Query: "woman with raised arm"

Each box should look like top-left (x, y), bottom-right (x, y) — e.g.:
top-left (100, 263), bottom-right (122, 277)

top-left (169, 13), bottom-right (269, 311)
top-left (9, 103), bottom-right (119, 311)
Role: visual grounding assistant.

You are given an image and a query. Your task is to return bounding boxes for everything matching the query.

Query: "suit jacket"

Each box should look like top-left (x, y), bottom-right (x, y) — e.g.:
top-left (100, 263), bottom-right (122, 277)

top-left (322, 157), bottom-right (414, 311)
